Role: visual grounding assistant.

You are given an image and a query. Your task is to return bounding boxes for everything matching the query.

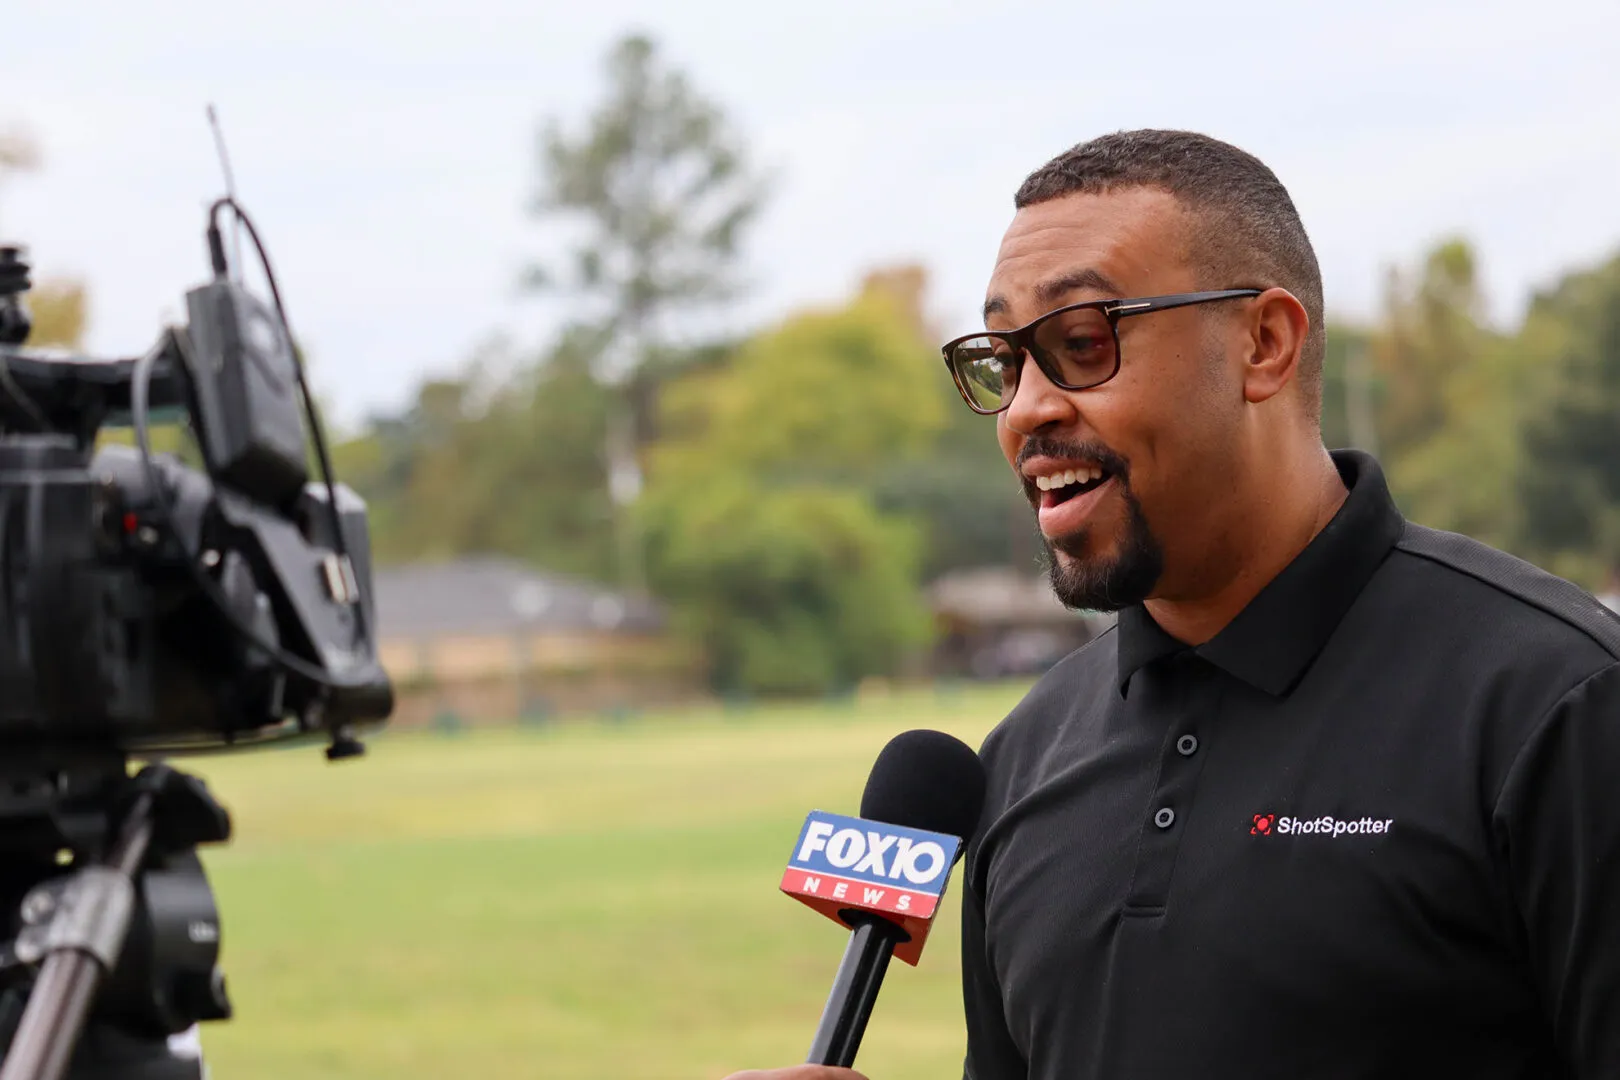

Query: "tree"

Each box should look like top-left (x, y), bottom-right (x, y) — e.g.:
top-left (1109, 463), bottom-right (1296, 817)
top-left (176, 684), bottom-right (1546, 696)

top-left (651, 284), bottom-right (944, 483)
top-left (642, 478), bottom-right (930, 695)
top-left (1370, 239), bottom-right (1495, 463)
top-left (21, 280), bottom-right (87, 348)
top-left (1360, 238), bottom-right (1533, 545)
top-left (1384, 332), bottom-right (1530, 551)
top-left (1319, 321), bottom-right (1377, 454)
top-left (1342, 238), bottom-right (1620, 585)
top-left (525, 33), bottom-right (766, 592)
top-left (1516, 252), bottom-right (1620, 586)
top-left (0, 123), bottom-right (88, 352)
top-left (873, 399), bottom-right (1047, 581)
top-left (339, 328), bottom-right (619, 579)
top-left (855, 264), bottom-right (1047, 579)
top-left (639, 280), bottom-right (944, 694)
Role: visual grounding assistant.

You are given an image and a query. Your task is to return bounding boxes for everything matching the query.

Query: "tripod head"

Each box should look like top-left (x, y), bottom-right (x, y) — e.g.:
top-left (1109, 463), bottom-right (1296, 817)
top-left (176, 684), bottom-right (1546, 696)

top-left (0, 762), bottom-right (232, 1080)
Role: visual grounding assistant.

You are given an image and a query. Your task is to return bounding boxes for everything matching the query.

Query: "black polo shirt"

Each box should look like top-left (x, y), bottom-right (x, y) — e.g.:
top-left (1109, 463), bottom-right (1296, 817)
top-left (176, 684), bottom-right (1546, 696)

top-left (962, 450), bottom-right (1620, 1080)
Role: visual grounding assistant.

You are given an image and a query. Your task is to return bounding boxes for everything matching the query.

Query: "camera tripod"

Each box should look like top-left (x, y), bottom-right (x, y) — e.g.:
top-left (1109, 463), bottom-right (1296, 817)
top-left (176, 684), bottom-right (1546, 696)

top-left (0, 762), bottom-right (233, 1080)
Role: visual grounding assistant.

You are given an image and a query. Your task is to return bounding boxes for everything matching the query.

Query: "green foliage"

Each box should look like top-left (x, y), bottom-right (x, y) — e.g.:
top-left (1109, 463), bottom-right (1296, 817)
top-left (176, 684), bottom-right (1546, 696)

top-left (1371, 239), bottom-right (1495, 463)
top-left (1385, 334), bottom-right (1531, 551)
top-left (855, 265), bottom-right (1046, 579)
top-left (2, 127), bottom-right (88, 356)
top-left (1319, 321), bottom-right (1376, 454)
top-left (525, 34), bottom-right (764, 359)
top-left (344, 330), bottom-right (618, 579)
top-left (642, 479), bottom-right (931, 695)
top-left (1340, 238), bottom-right (1620, 590)
top-left (24, 278), bottom-right (87, 348)
top-left (873, 399), bottom-right (1045, 580)
top-left (655, 288), bottom-right (945, 480)
top-left (523, 31), bottom-right (767, 589)
top-left (1360, 239), bottom-right (1527, 548)
top-left (641, 286), bottom-right (945, 694)
top-left (1516, 253), bottom-right (1620, 583)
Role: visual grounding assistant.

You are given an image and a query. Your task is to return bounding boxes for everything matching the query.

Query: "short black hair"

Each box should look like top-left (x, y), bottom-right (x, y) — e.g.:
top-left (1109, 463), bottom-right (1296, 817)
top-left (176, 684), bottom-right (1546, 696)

top-left (1015, 129), bottom-right (1325, 412)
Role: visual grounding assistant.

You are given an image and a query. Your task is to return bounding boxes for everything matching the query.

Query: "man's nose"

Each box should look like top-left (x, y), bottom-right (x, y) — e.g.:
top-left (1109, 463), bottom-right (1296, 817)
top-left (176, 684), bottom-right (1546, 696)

top-left (1003, 351), bottom-right (1080, 436)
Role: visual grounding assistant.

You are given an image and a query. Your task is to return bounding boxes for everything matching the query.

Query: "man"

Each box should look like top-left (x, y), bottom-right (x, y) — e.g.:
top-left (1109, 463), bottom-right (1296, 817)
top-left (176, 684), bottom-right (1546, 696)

top-left (725, 129), bottom-right (1620, 1079)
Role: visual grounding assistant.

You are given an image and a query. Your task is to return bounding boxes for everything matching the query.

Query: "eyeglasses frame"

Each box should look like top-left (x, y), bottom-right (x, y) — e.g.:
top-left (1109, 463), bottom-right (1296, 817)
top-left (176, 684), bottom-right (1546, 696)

top-left (940, 288), bottom-right (1264, 415)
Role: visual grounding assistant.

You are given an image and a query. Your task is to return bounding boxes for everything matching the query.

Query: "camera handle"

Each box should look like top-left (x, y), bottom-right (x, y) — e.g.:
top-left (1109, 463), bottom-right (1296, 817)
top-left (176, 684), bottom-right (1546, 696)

top-left (0, 766), bottom-right (231, 1080)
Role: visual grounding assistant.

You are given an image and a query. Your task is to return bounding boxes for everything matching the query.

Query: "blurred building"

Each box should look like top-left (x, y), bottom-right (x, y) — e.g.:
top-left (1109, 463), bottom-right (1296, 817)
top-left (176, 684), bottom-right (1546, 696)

top-left (372, 556), bottom-right (698, 726)
top-left (928, 567), bottom-right (1113, 678)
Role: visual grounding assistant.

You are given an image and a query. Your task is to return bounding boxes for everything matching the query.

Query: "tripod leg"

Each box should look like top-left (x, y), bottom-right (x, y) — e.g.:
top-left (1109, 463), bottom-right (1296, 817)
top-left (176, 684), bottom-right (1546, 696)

top-left (0, 958), bottom-right (101, 1080)
top-left (0, 798), bottom-right (155, 1080)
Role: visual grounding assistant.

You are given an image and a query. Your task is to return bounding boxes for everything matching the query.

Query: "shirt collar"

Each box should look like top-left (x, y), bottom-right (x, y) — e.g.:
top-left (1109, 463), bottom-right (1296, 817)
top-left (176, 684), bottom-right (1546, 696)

top-left (1116, 450), bottom-right (1405, 697)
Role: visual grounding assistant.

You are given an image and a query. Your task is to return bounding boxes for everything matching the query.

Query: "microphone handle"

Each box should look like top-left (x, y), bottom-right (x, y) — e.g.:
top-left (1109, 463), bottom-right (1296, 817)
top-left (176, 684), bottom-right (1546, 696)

top-left (806, 915), bottom-right (907, 1068)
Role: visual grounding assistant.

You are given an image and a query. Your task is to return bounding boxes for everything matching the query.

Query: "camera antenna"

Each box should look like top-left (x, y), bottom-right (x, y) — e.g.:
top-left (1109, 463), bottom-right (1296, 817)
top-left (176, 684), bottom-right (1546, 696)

top-left (205, 104), bottom-right (243, 279)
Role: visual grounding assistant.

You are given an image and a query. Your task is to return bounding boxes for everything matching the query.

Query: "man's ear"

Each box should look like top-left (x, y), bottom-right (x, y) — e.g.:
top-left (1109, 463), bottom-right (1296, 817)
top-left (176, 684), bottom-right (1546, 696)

top-left (1241, 288), bottom-right (1310, 406)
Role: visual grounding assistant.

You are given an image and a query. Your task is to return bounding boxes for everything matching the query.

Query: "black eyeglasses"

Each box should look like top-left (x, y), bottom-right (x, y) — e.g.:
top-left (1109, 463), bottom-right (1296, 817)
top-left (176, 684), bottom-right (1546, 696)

top-left (940, 289), bottom-right (1262, 414)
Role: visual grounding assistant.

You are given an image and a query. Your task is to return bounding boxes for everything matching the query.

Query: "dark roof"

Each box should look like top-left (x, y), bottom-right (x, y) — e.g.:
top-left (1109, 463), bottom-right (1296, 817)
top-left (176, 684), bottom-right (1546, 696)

top-left (372, 556), bottom-right (664, 639)
top-left (928, 566), bottom-right (1113, 629)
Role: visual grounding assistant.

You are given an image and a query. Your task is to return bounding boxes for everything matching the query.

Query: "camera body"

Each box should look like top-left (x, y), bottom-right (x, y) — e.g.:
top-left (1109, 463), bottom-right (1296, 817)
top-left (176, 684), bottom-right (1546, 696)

top-left (0, 243), bottom-right (392, 761)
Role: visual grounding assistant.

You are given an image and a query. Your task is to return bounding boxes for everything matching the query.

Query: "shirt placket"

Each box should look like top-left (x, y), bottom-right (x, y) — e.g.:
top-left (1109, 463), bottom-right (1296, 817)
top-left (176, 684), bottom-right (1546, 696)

top-left (1123, 653), bottom-right (1218, 915)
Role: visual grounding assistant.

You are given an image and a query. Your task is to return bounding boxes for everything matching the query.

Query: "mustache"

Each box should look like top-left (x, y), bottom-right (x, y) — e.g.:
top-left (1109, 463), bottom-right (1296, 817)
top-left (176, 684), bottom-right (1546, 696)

top-left (1015, 437), bottom-right (1131, 488)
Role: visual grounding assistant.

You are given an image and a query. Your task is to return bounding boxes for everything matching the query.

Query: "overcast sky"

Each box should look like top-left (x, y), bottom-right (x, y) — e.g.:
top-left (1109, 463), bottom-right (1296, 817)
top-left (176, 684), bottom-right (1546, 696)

top-left (5, 0), bottom-right (1618, 428)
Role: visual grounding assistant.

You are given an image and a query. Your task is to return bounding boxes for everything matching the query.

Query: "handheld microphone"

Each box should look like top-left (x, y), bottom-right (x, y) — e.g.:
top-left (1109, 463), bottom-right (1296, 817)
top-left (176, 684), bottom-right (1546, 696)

top-left (780, 729), bottom-right (987, 1068)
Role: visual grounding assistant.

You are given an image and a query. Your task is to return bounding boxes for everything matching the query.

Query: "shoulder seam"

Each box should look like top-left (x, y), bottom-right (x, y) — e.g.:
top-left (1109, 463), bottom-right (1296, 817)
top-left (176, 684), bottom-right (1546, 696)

top-left (1396, 524), bottom-right (1620, 660)
top-left (1492, 659), bottom-right (1620, 816)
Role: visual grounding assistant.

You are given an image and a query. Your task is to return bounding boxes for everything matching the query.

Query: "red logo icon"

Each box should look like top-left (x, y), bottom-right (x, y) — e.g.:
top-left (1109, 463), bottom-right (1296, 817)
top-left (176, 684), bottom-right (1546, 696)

top-left (1251, 813), bottom-right (1275, 836)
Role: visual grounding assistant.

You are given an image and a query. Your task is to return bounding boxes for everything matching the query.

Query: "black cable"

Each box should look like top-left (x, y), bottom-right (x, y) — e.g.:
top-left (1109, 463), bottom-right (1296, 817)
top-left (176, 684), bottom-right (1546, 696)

top-left (132, 332), bottom-right (370, 691)
top-left (203, 197), bottom-right (370, 653)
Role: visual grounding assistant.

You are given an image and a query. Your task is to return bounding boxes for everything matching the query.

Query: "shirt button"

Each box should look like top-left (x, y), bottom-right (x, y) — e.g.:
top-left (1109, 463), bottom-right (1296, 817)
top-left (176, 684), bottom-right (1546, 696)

top-left (1154, 807), bottom-right (1176, 829)
top-left (1176, 734), bottom-right (1199, 756)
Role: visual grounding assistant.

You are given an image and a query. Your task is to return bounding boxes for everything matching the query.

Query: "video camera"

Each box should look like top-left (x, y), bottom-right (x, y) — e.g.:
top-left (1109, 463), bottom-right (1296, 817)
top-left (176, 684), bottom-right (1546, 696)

top-left (0, 198), bottom-right (393, 1080)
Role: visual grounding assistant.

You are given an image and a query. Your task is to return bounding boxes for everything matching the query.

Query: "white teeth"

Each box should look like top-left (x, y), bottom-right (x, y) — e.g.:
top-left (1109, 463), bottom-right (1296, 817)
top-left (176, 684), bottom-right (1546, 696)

top-left (1032, 464), bottom-right (1108, 491)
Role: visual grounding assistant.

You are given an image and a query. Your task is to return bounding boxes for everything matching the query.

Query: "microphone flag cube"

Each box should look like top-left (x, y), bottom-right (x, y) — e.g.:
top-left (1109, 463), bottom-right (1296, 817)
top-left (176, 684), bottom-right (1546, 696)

top-left (780, 810), bottom-right (963, 966)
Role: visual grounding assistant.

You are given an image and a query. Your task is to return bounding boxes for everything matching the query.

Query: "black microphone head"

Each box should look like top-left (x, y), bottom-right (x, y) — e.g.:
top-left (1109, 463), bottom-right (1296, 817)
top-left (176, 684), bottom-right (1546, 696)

top-left (859, 729), bottom-right (987, 852)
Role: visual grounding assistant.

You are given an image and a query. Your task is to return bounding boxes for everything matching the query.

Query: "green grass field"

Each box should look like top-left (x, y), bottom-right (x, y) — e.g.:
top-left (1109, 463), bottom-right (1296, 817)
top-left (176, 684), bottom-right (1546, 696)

top-left (184, 681), bottom-right (1029, 1079)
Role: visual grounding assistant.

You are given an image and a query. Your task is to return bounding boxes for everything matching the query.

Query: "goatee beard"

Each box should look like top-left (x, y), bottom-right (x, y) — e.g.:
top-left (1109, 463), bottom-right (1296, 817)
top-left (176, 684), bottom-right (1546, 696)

top-left (1042, 474), bottom-right (1164, 613)
top-left (1016, 436), bottom-right (1165, 612)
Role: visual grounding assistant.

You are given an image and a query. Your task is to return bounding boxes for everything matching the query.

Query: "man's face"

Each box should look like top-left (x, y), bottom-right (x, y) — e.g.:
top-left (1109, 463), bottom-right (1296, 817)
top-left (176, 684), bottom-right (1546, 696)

top-left (984, 188), bottom-right (1247, 610)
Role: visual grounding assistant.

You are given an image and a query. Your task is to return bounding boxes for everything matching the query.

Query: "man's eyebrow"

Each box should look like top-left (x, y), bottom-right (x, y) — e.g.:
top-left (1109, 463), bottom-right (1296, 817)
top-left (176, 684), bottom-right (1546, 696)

top-left (981, 268), bottom-right (1126, 325)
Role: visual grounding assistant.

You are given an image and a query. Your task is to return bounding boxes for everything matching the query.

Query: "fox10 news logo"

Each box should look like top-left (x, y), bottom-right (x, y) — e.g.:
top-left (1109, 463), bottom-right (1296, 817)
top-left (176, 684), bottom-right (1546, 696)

top-left (779, 811), bottom-right (963, 966)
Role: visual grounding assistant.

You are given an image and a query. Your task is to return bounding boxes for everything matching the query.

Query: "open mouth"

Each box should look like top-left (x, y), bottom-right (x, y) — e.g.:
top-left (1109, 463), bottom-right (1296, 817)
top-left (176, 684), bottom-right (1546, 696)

top-left (1035, 465), bottom-right (1112, 509)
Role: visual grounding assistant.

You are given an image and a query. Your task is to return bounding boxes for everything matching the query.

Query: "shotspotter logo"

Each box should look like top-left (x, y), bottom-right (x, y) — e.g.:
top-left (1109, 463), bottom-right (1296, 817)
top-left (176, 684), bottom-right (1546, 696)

top-left (1252, 812), bottom-right (1393, 837)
